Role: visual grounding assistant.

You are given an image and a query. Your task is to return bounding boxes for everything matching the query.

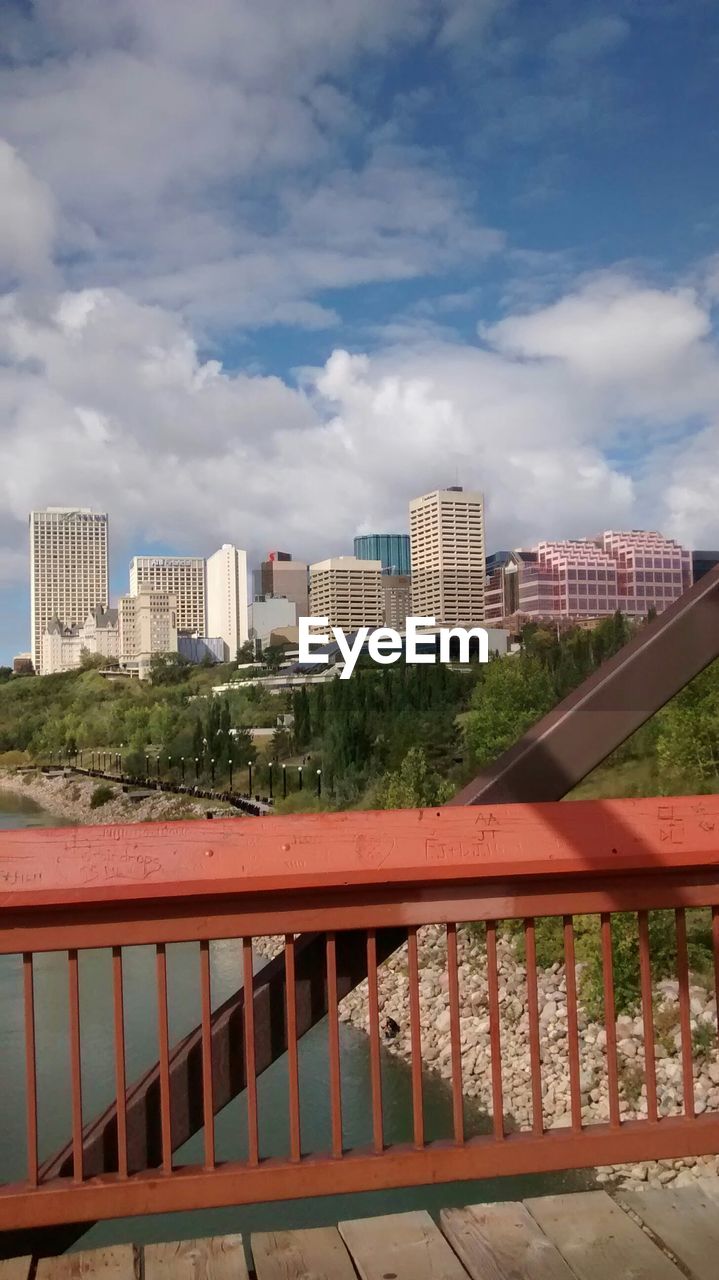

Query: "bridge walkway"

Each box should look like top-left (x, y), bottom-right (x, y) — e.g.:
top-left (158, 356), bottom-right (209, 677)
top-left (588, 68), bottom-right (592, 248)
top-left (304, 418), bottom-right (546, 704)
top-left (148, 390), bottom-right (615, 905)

top-left (6, 1184), bottom-right (719, 1278)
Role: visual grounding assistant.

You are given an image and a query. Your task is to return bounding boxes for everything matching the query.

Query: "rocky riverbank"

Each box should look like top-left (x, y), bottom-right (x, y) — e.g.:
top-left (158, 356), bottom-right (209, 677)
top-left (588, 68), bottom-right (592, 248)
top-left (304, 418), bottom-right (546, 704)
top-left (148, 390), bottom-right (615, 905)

top-left (0, 768), bottom-right (240, 825)
top-left (260, 923), bottom-right (719, 1192)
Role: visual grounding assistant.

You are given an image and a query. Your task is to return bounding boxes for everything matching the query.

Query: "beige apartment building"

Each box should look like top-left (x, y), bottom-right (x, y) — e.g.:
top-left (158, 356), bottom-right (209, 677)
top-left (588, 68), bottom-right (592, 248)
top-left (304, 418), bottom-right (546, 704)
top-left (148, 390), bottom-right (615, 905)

top-left (409, 486), bottom-right (485, 625)
top-left (119, 591), bottom-right (178, 678)
top-left (129, 556), bottom-right (205, 634)
top-left (309, 556), bottom-right (383, 630)
top-left (30, 508), bottom-right (109, 673)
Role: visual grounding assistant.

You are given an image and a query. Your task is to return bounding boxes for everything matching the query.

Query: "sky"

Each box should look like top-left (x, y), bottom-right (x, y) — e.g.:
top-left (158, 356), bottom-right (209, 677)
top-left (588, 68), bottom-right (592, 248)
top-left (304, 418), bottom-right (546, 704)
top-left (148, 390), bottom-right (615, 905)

top-left (0, 0), bottom-right (718, 660)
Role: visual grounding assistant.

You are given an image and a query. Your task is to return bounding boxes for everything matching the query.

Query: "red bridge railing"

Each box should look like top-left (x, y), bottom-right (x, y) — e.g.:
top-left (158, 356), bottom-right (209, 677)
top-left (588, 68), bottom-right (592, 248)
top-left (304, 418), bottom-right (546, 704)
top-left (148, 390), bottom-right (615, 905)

top-left (2, 796), bottom-right (719, 1231)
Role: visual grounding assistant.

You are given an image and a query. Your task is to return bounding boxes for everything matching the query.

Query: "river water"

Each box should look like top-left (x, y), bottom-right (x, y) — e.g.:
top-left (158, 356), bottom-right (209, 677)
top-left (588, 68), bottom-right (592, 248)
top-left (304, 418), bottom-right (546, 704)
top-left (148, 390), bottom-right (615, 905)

top-left (0, 796), bottom-right (586, 1252)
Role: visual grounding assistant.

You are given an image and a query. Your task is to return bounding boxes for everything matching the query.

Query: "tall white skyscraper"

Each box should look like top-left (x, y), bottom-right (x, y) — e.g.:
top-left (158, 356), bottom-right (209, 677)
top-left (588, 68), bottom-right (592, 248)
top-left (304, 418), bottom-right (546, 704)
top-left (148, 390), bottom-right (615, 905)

top-left (206, 544), bottom-right (249, 660)
top-left (409, 486), bottom-right (485, 625)
top-left (30, 507), bottom-right (109, 673)
top-left (129, 556), bottom-right (206, 634)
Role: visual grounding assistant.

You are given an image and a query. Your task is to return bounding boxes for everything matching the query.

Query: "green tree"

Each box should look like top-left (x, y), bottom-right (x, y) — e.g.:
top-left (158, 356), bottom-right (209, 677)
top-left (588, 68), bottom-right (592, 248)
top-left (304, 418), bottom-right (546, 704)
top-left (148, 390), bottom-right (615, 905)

top-left (656, 660), bottom-right (719, 789)
top-left (378, 746), bottom-right (453, 808)
top-left (465, 656), bottom-right (555, 766)
top-left (262, 645), bottom-right (286, 672)
top-left (149, 653), bottom-right (191, 685)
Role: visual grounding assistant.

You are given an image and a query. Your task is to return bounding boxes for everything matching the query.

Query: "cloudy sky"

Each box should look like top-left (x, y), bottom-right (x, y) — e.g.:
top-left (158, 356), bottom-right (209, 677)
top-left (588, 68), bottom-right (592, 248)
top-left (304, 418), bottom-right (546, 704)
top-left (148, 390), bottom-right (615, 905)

top-left (1, 0), bottom-right (718, 659)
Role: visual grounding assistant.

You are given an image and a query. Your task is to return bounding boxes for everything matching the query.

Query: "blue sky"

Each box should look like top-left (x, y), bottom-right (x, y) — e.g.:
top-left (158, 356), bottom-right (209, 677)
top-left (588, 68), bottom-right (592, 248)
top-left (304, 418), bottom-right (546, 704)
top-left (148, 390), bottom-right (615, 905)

top-left (0, 0), bottom-right (718, 660)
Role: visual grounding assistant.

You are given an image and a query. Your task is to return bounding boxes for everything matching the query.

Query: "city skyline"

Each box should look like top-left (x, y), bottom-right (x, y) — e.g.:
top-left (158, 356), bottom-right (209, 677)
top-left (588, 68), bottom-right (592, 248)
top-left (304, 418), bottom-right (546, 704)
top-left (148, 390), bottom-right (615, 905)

top-left (21, 492), bottom-right (713, 670)
top-left (1, 4), bottom-right (718, 664)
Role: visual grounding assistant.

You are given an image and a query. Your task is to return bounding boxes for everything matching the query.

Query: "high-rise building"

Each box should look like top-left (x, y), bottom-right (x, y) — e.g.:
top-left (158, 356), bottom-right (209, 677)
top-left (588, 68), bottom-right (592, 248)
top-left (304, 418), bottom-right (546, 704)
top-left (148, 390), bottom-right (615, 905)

top-left (484, 531), bottom-right (692, 624)
top-left (309, 556), bottom-right (383, 630)
top-left (409, 487), bottom-right (485, 625)
top-left (119, 590), bottom-right (178, 678)
top-left (602, 530), bottom-right (692, 610)
top-left (129, 556), bottom-right (205, 634)
top-left (354, 534), bottom-right (411, 577)
top-left (692, 550), bottom-right (719, 582)
top-left (382, 575), bottom-right (412, 629)
top-left (206, 544), bottom-right (249, 661)
top-left (30, 507), bottom-right (109, 673)
top-left (259, 552), bottom-right (309, 618)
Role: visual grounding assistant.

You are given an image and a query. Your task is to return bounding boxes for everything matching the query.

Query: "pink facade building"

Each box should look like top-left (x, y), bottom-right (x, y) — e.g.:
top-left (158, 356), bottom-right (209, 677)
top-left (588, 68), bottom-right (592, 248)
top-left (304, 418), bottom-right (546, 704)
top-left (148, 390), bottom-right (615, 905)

top-left (485, 531), bottom-right (692, 625)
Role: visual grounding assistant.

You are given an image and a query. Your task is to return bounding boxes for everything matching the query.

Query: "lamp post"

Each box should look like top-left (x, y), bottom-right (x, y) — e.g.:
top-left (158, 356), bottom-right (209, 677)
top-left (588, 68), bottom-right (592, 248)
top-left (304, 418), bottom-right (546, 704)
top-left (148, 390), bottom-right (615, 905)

top-left (210, 758), bottom-right (215, 786)
top-left (195, 757), bottom-right (199, 782)
top-left (145, 754), bottom-right (150, 780)
top-left (180, 756), bottom-right (185, 782)
top-left (156, 756), bottom-right (160, 782)
top-left (268, 761), bottom-right (273, 799)
top-left (248, 761), bottom-right (253, 794)
top-left (282, 763), bottom-right (287, 798)
top-left (229, 760), bottom-right (233, 791)
top-left (316, 768), bottom-right (322, 798)
top-left (298, 765), bottom-right (303, 792)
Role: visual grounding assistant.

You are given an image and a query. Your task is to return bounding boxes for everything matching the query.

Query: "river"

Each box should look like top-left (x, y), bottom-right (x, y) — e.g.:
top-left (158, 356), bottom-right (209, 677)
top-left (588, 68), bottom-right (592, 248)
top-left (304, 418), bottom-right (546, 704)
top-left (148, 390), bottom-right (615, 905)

top-left (0, 795), bottom-right (587, 1253)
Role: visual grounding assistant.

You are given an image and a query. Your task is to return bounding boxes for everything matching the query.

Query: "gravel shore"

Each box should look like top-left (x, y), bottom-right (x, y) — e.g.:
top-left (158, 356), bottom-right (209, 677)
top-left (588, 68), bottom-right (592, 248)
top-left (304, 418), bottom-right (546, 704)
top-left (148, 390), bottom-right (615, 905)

top-left (337, 924), bottom-right (719, 1191)
top-left (256, 922), bottom-right (719, 1193)
top-left (0, 767), bottom-right (241, 825)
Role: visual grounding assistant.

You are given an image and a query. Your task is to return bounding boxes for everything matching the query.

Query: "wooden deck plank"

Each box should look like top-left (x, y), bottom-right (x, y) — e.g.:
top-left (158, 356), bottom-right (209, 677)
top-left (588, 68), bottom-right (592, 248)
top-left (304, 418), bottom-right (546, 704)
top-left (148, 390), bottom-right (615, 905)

top-left (35, 1245), bottom-right (137, 1278)
top-left (0, 1260), bottom-right (32, 1280)
top-left (338, 1210), bottom-right (468, 1280)
top-left (525, 1191), bottom-right (683, 1280)
top-left (144, 1235), bottom-right (248, 1279)
top-left (441, 1202), bottom-right (576, 1280)
top-left (619, 1185), bottom-right (719, 1280)
top-left (251, 1226), bottom-right (357, 1279)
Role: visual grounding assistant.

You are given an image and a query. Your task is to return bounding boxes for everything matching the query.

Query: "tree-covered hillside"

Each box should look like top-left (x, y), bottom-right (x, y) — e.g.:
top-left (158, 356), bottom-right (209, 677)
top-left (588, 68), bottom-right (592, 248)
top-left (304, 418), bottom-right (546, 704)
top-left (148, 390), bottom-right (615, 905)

top-left (0, 612), bottom-right (716, 809)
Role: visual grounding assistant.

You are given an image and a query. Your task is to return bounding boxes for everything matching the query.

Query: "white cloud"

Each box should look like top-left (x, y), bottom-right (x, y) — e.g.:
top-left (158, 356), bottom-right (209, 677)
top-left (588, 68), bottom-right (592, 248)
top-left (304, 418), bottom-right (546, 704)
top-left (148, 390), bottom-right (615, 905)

top-left (548, 16), bottom-right (630, 64)
top-left (0, 140), bottom-right (56, 286)
top-left (1, 267), bottom-right (716, 615)
top-left (0, 0), bottom-right (504, 328)
top-left (485, 275), bottom-right (712, 381)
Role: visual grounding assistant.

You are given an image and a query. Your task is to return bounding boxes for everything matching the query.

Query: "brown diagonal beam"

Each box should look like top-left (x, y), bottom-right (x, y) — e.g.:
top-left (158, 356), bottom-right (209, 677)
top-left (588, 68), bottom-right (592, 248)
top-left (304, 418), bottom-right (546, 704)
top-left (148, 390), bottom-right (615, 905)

top-left (451, 562), bottom-right (719, 805)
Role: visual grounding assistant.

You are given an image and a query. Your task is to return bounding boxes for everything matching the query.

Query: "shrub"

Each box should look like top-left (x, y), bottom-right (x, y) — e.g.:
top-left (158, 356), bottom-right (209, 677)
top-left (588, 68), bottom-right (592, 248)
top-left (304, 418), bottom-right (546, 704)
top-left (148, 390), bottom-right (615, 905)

top-left (692, 1020), bottom-right (715, 1062)
top-left (0, 749), bottom-right (32, 769)
top-left (89, 783), bottom-right (115, 809)
top-left (501, 910), bottom-right (689, 1020)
